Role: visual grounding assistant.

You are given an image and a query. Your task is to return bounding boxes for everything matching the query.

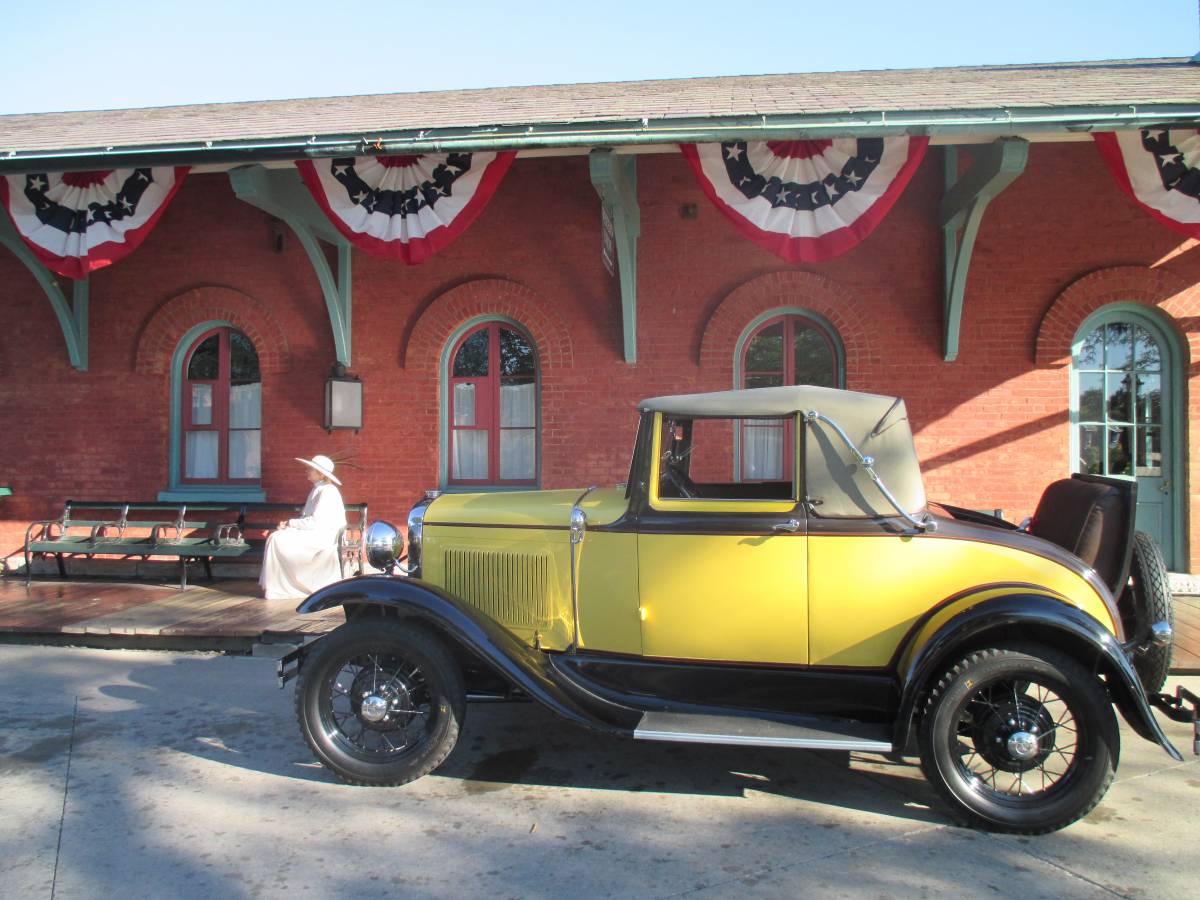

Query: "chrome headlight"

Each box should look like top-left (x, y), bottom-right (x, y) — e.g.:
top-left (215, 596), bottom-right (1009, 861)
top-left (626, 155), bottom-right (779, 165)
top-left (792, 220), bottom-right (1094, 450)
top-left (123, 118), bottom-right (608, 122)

top-left (365, 520), bottom-right (404, 573)
top-left (405, 497), bottom-right (432, 577)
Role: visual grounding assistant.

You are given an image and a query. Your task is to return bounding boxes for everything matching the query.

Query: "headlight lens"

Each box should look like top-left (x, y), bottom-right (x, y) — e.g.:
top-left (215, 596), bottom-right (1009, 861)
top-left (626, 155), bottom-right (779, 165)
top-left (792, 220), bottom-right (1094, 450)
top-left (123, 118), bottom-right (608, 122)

top-left (365, 520), bottom-right (404, 573)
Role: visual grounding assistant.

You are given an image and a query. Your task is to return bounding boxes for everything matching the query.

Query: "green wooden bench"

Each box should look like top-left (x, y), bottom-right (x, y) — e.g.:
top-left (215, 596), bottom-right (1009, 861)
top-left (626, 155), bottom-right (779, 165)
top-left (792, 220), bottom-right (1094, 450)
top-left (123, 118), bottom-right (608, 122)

top-left (24, 499), bottom-right (368, 589)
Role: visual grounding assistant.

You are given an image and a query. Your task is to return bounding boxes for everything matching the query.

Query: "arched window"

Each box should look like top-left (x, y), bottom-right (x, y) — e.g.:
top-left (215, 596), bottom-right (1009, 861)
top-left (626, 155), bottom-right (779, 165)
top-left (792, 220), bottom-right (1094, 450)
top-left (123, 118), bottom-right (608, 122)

top-left (181, 327), bottom-right (261, 483)
top-left (738, 312), bottom-right (843, 480)
top-left (447, 321), bottom-right (538, 486)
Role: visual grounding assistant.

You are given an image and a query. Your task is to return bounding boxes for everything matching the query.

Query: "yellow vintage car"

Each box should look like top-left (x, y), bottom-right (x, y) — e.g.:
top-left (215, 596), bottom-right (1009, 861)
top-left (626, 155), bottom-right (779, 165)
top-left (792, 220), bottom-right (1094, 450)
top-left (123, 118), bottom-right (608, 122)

top-left (279, 385), bottom-right (1196, 833)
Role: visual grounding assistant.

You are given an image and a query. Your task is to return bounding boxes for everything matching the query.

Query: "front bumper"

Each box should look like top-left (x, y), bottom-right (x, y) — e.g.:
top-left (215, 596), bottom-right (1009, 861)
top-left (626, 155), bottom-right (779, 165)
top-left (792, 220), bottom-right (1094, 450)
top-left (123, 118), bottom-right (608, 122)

top-left (1148, 686), bottom-right (1200, 756)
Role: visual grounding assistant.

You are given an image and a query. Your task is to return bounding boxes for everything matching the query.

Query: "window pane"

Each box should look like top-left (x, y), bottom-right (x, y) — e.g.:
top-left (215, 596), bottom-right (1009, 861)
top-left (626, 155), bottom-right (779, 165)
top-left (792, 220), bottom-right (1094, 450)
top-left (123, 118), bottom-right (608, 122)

top-left (1078, 425), bottom-right (1103, 475)
top-left (743, 424), bottom-right (783, 480)
top-left (794, 326), bottom-right (835, 387)
top-left (745, 323), bottom-right (783, 372)
top-left (229, 429), bottom-right (261, 478)
top-left (1075, 327), bottom-right (1104, 369)
top-left (191, 384), bottom-right (213, 425)
top-left (1078, 373), bottom-right (1104, 422)
top-left (500, 380), bottom-right (535, 427)
top-left (187, 334), bottom-right (219, 380)
top-left (229, 383), bottom-right (261, 428)
top-left (1105, 323), bottom-right (1133, 370)
top-left (746, 374), bottom-right (784, 390)
top-left (1135, 374), bottom-right (1161, 425)
top-left (499, 328), bottom-right (535, 376)
top-left (452, 430), bottom-right (488, 480)
top-left (1106, 373), bottom-right (1131, 423)
top-left (453, 329), bottom-right (488, 377)
top-left (453, 383), bottom-right (477, 426)
top-left (185, 431), bottom-right (218, 479)
top-left (1134, 327), bottom-right (1161, 371)
top-left (229, 331), bottom-right (260, 384)
top-left (1137, 427), bottom-right (1163, 477)
top-left (500, 429), bottom-right (536, 480)
top-left (1107, 425), bottom-right (1132, 476)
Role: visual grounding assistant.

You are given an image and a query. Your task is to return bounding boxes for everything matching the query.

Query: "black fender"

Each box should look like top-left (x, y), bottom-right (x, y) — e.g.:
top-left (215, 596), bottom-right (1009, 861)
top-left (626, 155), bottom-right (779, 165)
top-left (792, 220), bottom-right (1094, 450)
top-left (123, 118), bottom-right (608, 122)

top-left (295, 576), bottom-right (640, 734)
top-left (893, 593), bottom-right (1182, 761)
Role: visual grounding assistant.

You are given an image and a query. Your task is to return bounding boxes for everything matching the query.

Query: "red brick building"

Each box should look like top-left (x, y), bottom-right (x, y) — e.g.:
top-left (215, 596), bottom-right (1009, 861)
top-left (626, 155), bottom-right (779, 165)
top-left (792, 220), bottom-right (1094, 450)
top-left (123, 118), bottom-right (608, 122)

top-left (3, 59), bottom-right (1200, 570)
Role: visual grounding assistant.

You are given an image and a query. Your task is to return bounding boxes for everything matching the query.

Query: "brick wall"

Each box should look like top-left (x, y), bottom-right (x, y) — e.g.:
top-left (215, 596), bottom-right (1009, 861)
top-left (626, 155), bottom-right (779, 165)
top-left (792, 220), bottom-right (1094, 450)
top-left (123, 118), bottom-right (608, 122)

top-left (2, 142), bottom-right (1199, 568)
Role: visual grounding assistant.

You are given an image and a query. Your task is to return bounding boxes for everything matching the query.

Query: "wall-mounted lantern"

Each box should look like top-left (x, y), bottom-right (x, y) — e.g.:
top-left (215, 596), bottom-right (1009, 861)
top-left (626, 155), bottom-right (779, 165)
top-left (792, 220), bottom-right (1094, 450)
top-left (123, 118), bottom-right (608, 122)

top-left (325, 362), bottom-right (362, 432)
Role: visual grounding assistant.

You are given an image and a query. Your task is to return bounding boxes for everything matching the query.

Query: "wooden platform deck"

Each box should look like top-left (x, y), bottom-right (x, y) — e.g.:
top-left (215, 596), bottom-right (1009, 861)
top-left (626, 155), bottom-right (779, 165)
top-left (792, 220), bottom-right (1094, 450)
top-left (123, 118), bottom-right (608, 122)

top-left (0, 577), bottom-right (342, 647)
top-left (0, 575), bottom-right (1198, 668)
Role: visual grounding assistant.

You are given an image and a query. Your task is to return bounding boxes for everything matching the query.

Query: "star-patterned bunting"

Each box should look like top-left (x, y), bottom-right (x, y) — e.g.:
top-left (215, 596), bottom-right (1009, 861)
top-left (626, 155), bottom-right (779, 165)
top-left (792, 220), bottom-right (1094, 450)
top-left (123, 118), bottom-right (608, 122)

top-left (1094, 130), bottom-right (1200, 239)
top-left (296, 152), bottom-right (516, 263)
top-left (679, 138), bottom-right (928, 263)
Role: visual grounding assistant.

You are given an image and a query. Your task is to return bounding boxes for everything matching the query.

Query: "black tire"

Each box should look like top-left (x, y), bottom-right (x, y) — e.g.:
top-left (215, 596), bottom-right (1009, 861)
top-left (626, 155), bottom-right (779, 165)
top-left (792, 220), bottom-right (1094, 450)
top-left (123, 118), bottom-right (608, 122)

top-left (295, 619), bottom-right (465, 786)
top-left (918, 643), bottom-right (1119, 834)
top-left (1128, 531), bottom-right (1174, 694)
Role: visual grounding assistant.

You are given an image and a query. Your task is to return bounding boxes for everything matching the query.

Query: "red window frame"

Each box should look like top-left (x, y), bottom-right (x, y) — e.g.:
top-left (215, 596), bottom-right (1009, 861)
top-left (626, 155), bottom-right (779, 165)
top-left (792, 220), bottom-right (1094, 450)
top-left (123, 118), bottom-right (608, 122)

top-left (739, 314), bottom-right (841, 481)
top-left (181, 327), bottom-right (260, 485)
top-left (447, 322), bottom-right (539, 487)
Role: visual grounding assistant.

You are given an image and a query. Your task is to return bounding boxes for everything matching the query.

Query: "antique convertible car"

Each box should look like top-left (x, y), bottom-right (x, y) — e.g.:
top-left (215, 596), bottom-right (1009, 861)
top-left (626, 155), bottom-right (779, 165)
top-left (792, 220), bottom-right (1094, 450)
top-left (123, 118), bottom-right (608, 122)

top-left (278, 385), bottom-right (1198, 833)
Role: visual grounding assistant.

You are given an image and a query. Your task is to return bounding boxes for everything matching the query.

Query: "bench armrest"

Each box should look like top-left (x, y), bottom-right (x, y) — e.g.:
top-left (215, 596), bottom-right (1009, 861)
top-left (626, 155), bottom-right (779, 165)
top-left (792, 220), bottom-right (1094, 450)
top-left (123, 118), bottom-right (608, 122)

top-left (25, 518), bottom-right (63, 545)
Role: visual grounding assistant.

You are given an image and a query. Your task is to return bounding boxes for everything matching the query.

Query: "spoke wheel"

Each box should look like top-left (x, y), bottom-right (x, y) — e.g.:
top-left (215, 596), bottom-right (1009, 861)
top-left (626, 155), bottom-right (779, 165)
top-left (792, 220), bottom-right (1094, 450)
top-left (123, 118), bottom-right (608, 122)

top-left (295, 620), bottom-right (465, 786)
top-left (918, 643), bottom-right (1118, 834)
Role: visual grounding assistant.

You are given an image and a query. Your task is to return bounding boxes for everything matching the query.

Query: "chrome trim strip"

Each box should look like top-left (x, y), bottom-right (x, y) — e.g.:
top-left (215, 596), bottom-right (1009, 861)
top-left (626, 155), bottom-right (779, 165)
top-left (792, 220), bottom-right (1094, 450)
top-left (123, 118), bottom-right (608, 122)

top-left (632, 727), bottom-right (892, 752)
top-left (567, 486), bottom-right (597, 652)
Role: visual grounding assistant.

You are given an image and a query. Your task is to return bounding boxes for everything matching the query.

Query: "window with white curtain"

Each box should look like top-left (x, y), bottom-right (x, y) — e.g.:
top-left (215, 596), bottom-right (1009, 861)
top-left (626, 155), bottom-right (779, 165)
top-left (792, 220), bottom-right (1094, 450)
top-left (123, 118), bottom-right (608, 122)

top-left (182, 327), bottom-right (262, 483)
top-left (448, 322), bottom-right (538, 485)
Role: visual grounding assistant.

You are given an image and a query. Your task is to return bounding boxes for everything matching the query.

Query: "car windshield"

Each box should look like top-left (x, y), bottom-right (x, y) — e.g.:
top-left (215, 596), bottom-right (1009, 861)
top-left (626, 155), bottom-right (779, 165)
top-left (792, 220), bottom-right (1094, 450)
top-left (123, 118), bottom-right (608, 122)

top-left (658, 415), bottom-right (796, 501)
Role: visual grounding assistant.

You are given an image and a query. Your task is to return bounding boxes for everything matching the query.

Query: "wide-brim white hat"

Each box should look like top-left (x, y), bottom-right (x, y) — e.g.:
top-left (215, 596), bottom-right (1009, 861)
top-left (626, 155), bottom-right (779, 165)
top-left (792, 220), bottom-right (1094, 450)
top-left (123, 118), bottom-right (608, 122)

top-left (295, 454), bottom-right (341, 485)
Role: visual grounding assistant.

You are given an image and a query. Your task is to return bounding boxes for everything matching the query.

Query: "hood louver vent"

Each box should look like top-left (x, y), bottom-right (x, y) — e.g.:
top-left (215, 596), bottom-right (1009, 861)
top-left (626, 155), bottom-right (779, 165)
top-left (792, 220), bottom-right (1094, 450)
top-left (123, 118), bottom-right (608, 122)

top-left (442, 548), bottom-right (555, 629)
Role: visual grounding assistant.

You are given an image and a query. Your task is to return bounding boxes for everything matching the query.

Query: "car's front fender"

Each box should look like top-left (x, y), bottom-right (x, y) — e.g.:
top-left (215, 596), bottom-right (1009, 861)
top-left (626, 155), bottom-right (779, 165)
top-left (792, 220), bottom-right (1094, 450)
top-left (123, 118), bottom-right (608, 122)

top-left (893, 593), bottom-right (1182, 761)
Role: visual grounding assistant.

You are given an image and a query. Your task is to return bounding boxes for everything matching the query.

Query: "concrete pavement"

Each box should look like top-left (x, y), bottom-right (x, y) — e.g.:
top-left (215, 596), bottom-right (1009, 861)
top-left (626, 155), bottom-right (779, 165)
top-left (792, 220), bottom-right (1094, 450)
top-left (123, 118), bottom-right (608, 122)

top-left (1, 645), bottom-right (1196, 899)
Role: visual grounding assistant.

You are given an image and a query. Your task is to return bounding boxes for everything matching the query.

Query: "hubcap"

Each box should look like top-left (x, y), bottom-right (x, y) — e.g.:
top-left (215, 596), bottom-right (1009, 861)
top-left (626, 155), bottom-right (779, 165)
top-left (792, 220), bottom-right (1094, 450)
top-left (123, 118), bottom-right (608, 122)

top-left (360, 694), bottom-right (389, 723)
top-left (1007, 730), bottom-right (1040, 761)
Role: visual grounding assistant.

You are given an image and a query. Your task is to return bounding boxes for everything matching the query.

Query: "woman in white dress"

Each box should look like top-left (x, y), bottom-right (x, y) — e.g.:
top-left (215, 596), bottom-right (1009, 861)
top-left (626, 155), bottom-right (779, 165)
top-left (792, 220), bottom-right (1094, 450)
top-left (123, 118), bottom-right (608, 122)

top-left (260, 455), bottom-right (348, 601)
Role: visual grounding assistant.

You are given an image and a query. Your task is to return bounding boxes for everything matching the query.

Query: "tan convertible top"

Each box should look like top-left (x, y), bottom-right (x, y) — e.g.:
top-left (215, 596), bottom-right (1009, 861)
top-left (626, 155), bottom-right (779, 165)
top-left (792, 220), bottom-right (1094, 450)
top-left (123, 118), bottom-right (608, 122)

top-left (639, 385), bottom-right (927, 518)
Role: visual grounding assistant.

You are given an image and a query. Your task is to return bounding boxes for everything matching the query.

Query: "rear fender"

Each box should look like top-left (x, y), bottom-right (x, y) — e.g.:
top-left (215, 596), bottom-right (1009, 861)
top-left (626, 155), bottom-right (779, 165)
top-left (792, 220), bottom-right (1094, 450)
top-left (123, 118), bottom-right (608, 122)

top-left (289, 576), bottom-right (639, 733)
top-left (894, 594), bottom-right (1182, 761)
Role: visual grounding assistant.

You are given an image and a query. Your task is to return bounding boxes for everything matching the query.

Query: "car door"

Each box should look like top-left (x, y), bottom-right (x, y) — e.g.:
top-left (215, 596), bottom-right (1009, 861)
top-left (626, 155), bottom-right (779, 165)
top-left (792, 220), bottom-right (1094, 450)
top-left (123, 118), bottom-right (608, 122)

top-left (635, 412), bottom-right (809, 665)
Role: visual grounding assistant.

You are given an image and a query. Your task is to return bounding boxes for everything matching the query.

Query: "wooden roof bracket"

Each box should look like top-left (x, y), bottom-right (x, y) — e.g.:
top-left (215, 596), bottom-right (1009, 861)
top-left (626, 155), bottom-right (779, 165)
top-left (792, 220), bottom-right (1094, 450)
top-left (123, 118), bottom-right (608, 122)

top-left (0, 214), bottom-right (88, 371)
top-left (589, 149), bottom-right (640, 364)
top-left (939, 138), bottom-right (1028, 362)
top-left (229, 165), bottom-right (353, 367)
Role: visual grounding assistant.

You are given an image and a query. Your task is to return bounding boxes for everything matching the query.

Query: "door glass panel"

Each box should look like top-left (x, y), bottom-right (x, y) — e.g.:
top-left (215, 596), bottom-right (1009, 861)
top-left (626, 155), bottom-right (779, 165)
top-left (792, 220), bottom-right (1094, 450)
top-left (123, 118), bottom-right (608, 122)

top-left (1137, 426), bottom-right (1163, 476)
top-left (453, 329), bottom-right (489, 377)
top-left (1135, 374), bottom-right (1161, 424)
top-left (500, 380), bottom-right (535, 427)
top-left (229, 331), bottom-right (261, 383)
top-left (1107, 425), bottom-right (1132, 476)
top-left (743, 425), bottom-right (783, 480)
top-left (499, 429), bottom-right (536, 479)
top-left (1135, 326), bottom-right (1161, 370)
top-left (1075, 327), bottom-right (1103, 368)
top-left (452, 430), bottom-right (488, 479)
top-left (1078, 373), bottom-right (1103, 421)
top-left (185, 431), bottom-right (218, 479)
top-left (187, 334), bottom-right (219, 380)
top-left (190, 384), bottom-right (213, 425)
top-left (1078, 425), bottom-right (1103, 475)
top-left (1106, 373), bottom-right (1131, 422)
top-left (1105, 323), bottom-right (1133, 370)
top-left (745, 323), bottom-right (783, 373)
top-left (793, 326), bottom-right (835, 387)
top-left (229, 430), bottom-right (261, 478)
top-left (229, 383), bottom-right (261, 428)
top-left (453, 383), bottom-right (476, 426)
top-left (499, 328), bottom-right (535, 376)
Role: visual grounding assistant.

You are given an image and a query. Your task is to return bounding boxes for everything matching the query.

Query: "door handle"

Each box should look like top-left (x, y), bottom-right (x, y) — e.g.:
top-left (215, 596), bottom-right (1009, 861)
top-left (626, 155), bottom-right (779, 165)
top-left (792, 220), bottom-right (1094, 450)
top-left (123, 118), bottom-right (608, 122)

top-left (772, 519), bottom-right (802, 533)
top-left (1159, 480), bottom-right (1172, 494)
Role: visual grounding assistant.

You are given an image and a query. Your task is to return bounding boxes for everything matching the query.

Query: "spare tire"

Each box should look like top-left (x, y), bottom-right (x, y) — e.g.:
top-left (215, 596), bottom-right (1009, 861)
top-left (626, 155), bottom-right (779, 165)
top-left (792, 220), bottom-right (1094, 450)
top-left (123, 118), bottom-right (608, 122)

top-left (1127, 531), bottom-right (1174, 694)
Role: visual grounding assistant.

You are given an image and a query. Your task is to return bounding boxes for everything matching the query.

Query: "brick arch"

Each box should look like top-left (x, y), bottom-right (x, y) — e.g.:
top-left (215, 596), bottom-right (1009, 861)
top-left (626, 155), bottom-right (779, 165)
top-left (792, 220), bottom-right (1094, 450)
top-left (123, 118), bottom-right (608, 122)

top-left (403, 278), bottom-right (572, 371)
top-left (1035, 266), bottom-right (1200, 367)
top-left (699, 270), bottom-right (876, 388)
top-left (134, 285), bottom-right (288, 375)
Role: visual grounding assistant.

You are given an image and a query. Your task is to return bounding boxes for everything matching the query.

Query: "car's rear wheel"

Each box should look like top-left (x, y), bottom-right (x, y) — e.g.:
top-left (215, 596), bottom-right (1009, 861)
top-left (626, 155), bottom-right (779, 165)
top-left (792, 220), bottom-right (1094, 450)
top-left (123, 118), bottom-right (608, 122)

top-left (1127, 530), bottom-right (1174, 694)
top-left (918, 643), bottom-right (1118, 834)
top-left (295, 619), bottom-right (465, 786)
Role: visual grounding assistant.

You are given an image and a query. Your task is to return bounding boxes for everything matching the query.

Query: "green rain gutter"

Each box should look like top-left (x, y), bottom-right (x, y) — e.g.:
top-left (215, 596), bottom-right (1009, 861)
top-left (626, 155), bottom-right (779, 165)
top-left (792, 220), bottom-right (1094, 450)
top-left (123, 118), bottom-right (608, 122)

top-left (3, 104), bottom-right (1200, 173)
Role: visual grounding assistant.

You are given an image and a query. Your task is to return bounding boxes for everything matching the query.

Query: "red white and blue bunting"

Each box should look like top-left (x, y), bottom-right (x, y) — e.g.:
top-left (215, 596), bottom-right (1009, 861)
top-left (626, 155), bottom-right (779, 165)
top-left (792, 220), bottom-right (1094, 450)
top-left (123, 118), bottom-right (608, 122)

top-left (296, 152), bottom-right (516, 264)
top-left (1094, 130), bottom-right (1200, 239)
top-left (680, 138), bottom-right (929, 263)
top-left (0, 167), bottom-right (188, 280)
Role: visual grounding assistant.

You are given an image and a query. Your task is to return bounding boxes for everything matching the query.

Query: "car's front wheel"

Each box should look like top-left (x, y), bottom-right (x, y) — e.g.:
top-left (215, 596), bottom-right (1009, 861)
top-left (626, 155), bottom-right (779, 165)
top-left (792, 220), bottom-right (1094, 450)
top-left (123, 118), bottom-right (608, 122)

top-left (918, 643), bottom-right (1118, 834)
top-left (295, 619), bottom-right (465, 786)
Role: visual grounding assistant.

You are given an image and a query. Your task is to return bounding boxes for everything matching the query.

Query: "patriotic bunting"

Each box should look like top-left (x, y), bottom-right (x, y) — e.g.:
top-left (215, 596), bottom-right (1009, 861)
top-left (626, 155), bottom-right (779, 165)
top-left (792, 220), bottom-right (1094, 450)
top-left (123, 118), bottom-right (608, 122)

top-left (0, 167), bottom-right (188, 280)
top-left (296, 152), bottom-right (516, 264)
top-left (680, 138), bottom-right (928, 263)
top-left (1094, 130), bottom-right (1200, 239)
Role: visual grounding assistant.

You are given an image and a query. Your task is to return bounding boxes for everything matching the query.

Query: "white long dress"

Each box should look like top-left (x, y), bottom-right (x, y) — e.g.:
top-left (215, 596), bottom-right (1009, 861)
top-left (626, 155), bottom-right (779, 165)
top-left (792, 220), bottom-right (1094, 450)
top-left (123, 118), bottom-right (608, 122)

top-left (259, 481), bottom-right (348, 601)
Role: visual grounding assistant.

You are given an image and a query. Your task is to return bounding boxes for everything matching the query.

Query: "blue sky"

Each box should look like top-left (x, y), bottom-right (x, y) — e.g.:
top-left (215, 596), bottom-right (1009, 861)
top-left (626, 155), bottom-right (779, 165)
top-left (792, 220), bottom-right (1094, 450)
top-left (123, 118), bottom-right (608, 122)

top-left (0, 0), bottom-right (1196, 115)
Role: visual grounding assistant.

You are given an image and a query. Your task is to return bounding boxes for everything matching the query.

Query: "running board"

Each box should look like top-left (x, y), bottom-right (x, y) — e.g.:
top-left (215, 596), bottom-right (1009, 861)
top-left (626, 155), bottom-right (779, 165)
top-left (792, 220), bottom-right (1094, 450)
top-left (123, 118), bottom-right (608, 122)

top-left (633, 710), bottom-right (893, 752)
